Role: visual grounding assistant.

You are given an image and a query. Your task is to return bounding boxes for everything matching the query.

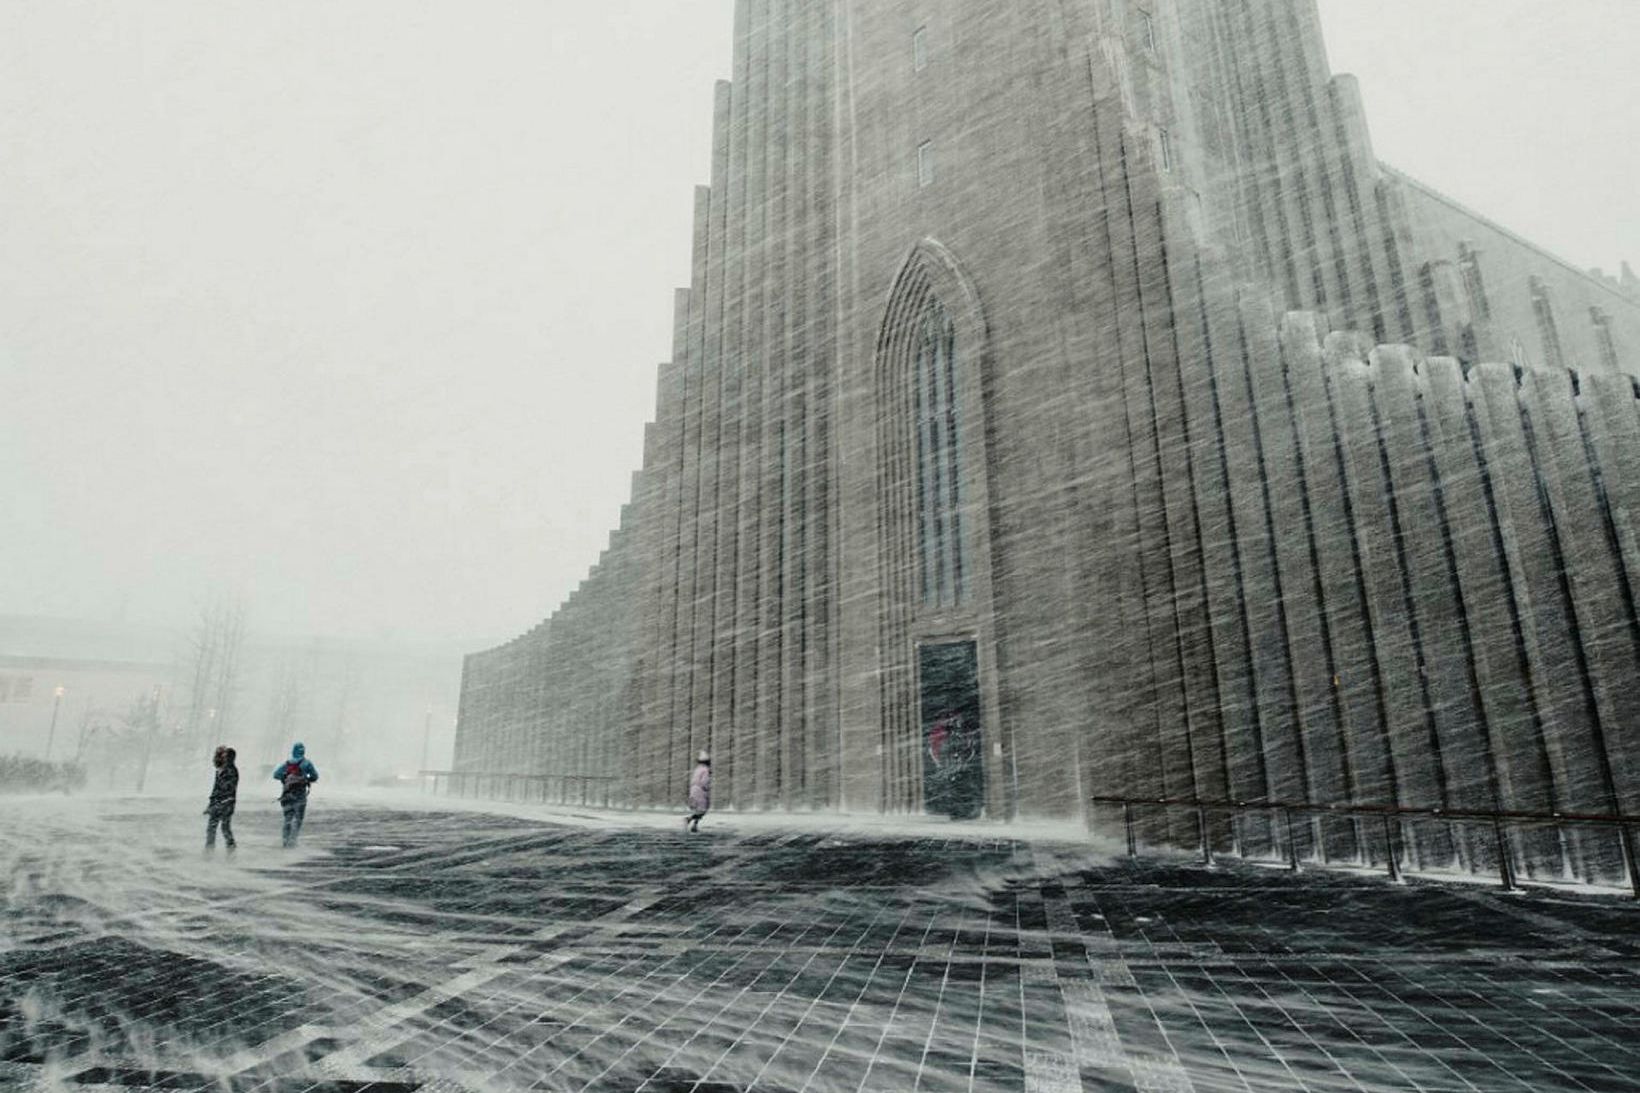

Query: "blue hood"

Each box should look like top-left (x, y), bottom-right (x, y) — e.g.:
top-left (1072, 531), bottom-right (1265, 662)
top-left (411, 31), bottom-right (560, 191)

top-left (290, 742), bottom-right (305, 760)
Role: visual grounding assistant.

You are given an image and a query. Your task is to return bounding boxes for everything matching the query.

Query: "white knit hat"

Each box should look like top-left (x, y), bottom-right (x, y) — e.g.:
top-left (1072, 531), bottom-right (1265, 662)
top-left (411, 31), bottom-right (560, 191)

top-left (698, 751), bottom-right (710, 762)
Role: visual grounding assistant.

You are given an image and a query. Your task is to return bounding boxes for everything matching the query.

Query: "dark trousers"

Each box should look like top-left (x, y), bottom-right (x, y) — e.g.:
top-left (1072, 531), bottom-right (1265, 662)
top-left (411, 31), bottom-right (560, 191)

top-left (206, 812), bottom-right (236, 849)
top-left (281, 796), bottom-right (308, 847)
top-left (686, 811), bottom-right (705, 831)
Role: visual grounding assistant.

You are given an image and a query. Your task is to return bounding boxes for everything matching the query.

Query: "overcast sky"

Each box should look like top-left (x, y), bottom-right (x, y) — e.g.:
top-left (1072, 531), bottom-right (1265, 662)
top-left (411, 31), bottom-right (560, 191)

top-left (2, 2), bottom-right (1636, 648)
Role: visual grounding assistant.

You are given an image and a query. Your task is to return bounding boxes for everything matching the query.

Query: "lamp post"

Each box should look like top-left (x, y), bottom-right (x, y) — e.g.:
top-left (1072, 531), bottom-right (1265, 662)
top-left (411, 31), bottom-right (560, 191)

top-left (45, 686), bottom-right (65, 761)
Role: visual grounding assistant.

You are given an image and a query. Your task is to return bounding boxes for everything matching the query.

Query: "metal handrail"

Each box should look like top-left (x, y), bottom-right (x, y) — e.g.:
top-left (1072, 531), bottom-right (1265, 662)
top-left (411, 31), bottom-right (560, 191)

top-left (419, 770), bottom-right (621, 809)
top-left (1090, 793), bottom-right (1640, 899)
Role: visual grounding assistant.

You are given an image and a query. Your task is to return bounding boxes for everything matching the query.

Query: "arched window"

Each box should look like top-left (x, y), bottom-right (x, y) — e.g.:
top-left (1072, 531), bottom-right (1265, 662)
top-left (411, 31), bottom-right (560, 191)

top-left (873, 239), bottom-right (995, 814)
top-left (913, 301), bottom-right (966, 606)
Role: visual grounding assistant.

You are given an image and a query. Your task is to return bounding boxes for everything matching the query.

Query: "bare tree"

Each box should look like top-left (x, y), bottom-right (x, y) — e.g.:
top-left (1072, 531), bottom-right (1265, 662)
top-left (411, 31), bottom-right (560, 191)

top-left (326, 654), bottom-right (360, 775)
top-left (130, 688), bottom-right (164, 793)
top-left (179, 593), bottom-right (248, 752)
top-left (71, 700), bottom-right (107, 765)
top-left (260, 655), bottom-right (308, 765)
top-left (207, 597), bottom-right (247, 739)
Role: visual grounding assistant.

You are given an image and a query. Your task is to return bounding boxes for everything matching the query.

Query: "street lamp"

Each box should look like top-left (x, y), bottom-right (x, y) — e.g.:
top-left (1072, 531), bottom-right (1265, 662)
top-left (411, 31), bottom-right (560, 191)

top-left (44, 686), bottom-right (65, 761)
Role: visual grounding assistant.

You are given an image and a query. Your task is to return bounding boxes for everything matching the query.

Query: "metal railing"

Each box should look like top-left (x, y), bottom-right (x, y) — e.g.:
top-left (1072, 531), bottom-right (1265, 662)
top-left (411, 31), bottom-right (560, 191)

top-left (1091, 794), bottom-right (1640, 899)
top-left (420, 770), bottom-right (621, 810)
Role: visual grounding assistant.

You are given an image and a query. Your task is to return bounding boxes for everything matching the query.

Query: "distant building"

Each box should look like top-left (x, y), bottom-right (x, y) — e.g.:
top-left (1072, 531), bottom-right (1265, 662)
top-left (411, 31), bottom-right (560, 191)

top-left (457, 1), bottom-right (1640, 881)
top-left (0, 614), bottom-right (463, 785)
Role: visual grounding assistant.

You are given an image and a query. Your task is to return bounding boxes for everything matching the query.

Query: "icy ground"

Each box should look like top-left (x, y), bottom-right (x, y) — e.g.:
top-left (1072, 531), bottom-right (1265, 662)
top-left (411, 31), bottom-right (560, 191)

top-left (1, 796), bottom-right (1637, 1092)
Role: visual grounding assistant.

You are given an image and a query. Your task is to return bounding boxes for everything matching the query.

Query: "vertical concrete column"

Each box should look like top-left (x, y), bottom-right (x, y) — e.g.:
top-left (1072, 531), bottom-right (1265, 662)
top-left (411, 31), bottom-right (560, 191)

top-left (1279, 314), bottom-right (1383, 816)
top-left (1258, 0), bottom-right (1350, 323)
top-left (693, 61), bottom-right (742, 805)
top-left (660, 192), bottom-right (711, 804)
top-left (1202, 5), bottom-right (1283, 302)
top-left (478, 652), bottom-right (494, 780)
top-left (728, 0), bottom-right (771, 809)
top-left (1277, 0), bottom-right (1368, 331)
top-left (767, 0), bottom-right (806, 800)
top-left (1247, 301), bottom-right (1347, 848)
top-left (1419, 357), bottom-right (1558, 871)
top-left (830, 0), bottom-right (890, 814)
top-left (1225, 295), bottom-right (1313, 812)
top-left (1373, 346), bottom-right (1491, 864)
top-left (1249, 306), bottom-right (1342, 863)
top-left (452, 654), bottom-right (473, 773)
top-left (1065, 71), bottom-right (1153, 816)
top-left (1578, 372), bottom-right (1640, 815)
top-left (1470, 362), bottom-right (1604, 876)
top-left (656, 361), bottom-right (692, 797)
top-left (465, 655), bottom-right (481, 777)
top-left (1186, 253), bottom-right (1266, 820)
top-left (537, 625), bottom-right (552, 780)
top-left (1137, 184), bottom-right (1224, 831)
top-left (1159, 240), bottom-right (1240, 832)
top-left (657, 376), bottom-right (691, 806)
top-left (1520, 370), bottom-right (1640, 827)
top-left (1373, 179), bottom-right (1424, 348)
top-left (707, 0), bottom-right (760, 809)
top-left (639, 300), bottom-right (690, 803)
top-left (1223, 1), bottom-right (1307, 311)
top-left (803, 0), bottom-right (839, 804)
top-left (751, 0), bottom-right (790, 810)
top-left (1029, 19), bottom-right (1138, 825)
top-left (1327, 339), bottom-right (1445, 856)
top-left (873, 292), bottom-right (909, 813)
top-left (766, 0), bottom-right (800, 810)
top-left (1196, 290), bottom-right (1286, 819)
top-left (1083, 91), bottom-right (1176, 818)
top-left (798, 0), bottom-right (836, 809)
top-left (631, 410), bottom-right (662, 801)
top-left (671, 91), bottom-right (732, 807)
top-left (1324, 74), bottom-right (1393, 344)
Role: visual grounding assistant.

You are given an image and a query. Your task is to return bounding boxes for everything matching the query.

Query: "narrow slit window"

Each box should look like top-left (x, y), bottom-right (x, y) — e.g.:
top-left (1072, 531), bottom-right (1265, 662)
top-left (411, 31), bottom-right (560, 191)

top-left (1156, 127), bottom-right (1173, 173)
top-left (912, 303), bottom-right (966, 608)
top-left (1529, 276), bottom-right (1565, 370)
top-left (1459, 241), bottom-right (1491, 319)
top-left (918, 141), bottom-right (934, 187)
top-left (914, 26), bottom-right (929, 71)
top-left (1593, 307), bottom-right (1620, 371)
top-left (1141, 10), bottom-right (1158, 53)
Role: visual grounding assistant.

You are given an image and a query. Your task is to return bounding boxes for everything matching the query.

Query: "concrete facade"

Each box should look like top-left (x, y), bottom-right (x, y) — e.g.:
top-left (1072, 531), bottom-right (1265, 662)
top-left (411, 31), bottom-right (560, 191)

top-left (456, 0), bottom-right (1640, 879)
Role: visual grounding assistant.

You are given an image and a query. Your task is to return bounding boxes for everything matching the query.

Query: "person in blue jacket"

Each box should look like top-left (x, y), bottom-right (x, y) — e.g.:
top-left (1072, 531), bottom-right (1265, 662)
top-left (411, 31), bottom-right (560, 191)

top-left (273, 742), bottom-right (319, 848)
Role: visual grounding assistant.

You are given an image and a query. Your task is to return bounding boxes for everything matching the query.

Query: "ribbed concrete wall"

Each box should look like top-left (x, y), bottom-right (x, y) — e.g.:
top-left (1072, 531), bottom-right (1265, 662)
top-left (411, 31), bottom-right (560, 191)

top-left (1091, 228), bottom-right (1640, 880)
top-left (454, 504), bottom-right (642, 800)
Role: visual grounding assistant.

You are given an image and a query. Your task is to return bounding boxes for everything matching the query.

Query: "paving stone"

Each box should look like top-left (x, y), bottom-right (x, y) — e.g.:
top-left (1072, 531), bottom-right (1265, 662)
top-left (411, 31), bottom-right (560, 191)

top-left (2, 801), bottom-right (1639, 1091)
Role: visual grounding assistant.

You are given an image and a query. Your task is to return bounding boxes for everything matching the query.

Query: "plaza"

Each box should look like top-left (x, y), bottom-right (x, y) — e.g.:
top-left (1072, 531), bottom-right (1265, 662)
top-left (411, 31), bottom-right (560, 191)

top-left (2, 797), bottom-right (1636, 1091)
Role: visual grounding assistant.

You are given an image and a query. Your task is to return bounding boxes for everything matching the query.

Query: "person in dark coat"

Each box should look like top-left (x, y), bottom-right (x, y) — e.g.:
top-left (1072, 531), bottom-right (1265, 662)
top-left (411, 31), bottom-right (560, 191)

top-left (684, 751), bottom-right (711, 833)
top-left (204, 745), bottom-right (238, 852)
top-left (272, 741), bottom-right (319, 848)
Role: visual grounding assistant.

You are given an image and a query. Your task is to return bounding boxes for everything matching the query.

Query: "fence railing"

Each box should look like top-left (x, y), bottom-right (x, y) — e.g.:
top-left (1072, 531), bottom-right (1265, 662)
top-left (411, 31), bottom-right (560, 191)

top-left (1090, 794), bottom-right (1640, 899)
top-left (420, 770), bottom-right (621, 810)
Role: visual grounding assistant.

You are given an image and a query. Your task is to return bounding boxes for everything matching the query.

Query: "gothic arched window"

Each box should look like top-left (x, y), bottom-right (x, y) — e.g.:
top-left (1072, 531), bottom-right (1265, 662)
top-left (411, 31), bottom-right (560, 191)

top-left (913, 301), bottom-right (966, 607)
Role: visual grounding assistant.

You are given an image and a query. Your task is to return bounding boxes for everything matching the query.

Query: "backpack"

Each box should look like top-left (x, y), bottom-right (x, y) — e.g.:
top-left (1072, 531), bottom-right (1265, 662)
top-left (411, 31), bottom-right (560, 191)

top-left (281, 761), bottom-right (308, 797)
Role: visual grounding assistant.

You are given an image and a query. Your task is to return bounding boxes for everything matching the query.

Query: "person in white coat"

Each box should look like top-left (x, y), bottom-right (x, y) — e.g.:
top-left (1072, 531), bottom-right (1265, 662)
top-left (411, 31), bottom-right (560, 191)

top-left (684, 752), bottom-right (711, 833)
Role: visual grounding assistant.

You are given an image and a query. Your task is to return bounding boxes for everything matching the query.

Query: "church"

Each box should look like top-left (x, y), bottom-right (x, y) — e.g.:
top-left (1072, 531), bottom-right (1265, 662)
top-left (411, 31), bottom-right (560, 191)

top-left (455, 0), bottom-right (1640, 882)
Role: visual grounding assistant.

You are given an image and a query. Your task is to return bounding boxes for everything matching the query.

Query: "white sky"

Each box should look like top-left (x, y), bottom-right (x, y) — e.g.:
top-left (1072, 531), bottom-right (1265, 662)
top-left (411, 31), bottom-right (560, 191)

top-left (1, 1), bottom-right (1635, 646)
